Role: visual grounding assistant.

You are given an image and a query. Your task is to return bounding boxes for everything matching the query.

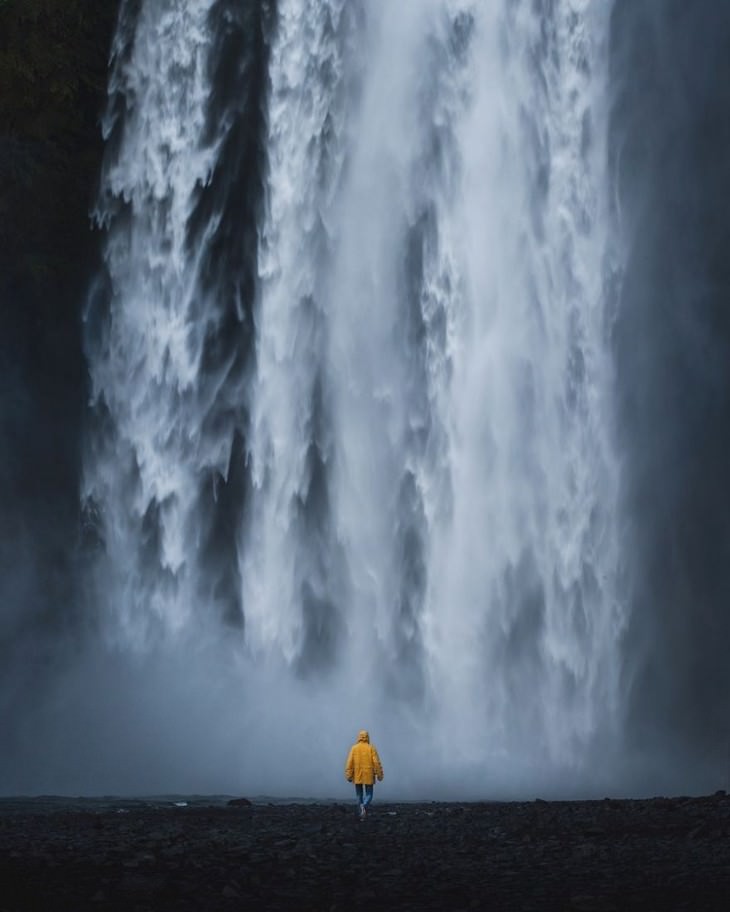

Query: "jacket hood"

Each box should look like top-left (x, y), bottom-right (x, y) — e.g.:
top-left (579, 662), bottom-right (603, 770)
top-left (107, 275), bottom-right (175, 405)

top-left (357, 730), bottom-right (370, 743)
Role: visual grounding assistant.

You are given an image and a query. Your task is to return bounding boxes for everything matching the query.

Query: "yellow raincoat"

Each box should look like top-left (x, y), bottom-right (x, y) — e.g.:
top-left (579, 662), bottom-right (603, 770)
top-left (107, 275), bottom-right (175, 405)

top-left (345, 730), bottom-right (384, 785)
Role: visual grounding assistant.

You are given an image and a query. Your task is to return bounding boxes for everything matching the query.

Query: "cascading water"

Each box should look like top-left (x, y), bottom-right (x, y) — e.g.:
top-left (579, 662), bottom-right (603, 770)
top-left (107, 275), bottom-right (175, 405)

top-left (83, 0), bottom-right (624, 796)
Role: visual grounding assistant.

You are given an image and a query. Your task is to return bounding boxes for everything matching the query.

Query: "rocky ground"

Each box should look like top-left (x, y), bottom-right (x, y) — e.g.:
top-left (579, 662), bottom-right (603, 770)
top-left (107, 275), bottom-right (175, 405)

top-left (1, 793), bottom-right (729, 911)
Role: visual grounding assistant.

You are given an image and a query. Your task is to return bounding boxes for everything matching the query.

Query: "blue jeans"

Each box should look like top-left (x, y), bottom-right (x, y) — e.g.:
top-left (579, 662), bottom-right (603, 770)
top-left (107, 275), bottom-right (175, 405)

top-left (355, 783), bottom-right (374, 807)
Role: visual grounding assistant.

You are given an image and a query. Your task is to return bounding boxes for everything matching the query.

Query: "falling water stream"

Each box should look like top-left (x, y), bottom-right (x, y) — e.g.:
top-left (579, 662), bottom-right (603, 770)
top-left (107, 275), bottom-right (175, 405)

top-left (82, 0), bottom-right (624, 796)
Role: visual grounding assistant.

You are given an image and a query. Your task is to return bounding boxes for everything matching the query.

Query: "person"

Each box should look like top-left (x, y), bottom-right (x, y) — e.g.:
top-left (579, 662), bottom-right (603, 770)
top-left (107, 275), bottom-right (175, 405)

top-left (344, 729), bottom-right (383, 818)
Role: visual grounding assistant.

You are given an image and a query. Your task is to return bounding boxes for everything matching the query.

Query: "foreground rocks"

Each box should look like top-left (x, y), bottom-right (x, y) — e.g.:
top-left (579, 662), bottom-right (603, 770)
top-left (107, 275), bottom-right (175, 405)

top-left (1, 794), bottom-right (729, 910)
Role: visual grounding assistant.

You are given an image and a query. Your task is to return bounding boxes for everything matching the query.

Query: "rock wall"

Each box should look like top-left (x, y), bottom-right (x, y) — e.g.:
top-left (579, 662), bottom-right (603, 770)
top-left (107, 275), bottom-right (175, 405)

top-left (0, 0), bottom-right (119, 647)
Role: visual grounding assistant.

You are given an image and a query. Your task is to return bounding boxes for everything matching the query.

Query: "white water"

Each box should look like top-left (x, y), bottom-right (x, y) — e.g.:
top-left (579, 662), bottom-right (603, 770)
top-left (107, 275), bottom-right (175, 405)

top-left (84, 0), bottom-right (624, 797)
top-left (84, 0), bottom-right (225, 643)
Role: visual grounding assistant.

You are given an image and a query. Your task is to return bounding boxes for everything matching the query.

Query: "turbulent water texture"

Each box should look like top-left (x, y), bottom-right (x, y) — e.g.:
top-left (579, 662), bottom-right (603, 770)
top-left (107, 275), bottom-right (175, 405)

top-left (4, 0), bottom-right (729, 797)
top-left (77, 0), bottom-right (624, 795)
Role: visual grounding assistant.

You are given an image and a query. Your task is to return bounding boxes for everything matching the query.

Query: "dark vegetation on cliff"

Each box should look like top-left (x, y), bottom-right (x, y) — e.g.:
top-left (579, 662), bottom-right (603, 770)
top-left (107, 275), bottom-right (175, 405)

top-left (0, 0), bottom-right (119, 637)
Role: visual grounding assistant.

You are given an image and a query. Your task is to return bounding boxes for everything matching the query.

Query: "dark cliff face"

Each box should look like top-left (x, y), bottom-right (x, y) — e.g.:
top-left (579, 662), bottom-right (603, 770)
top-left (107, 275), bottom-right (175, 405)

top-left (0, 1), bottom-right (120, 650)
top-left (610, 0), bottom-right (730, 783)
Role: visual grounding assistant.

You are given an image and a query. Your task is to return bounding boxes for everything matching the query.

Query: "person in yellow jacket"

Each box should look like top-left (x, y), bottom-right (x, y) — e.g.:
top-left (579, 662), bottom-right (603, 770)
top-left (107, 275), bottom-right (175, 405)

top-left (344, 729), bottom-right (383, 818)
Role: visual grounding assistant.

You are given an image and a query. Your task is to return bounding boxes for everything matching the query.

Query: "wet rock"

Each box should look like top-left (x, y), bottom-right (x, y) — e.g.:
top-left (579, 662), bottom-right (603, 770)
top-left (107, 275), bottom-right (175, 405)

top-left (2, 796), bottom-right (730, 910)
top-left (570, 896), bottom-right (618, 912)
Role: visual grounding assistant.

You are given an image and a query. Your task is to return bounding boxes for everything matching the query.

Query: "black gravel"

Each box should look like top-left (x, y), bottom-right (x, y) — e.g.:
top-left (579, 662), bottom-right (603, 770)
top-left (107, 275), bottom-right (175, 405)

top-left (1, 793), bottom-right (730, 910)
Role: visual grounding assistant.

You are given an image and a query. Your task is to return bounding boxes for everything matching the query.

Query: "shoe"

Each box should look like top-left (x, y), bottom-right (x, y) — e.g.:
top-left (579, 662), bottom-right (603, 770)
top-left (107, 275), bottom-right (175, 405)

top-left (358, 804), bottom-right (364, 818)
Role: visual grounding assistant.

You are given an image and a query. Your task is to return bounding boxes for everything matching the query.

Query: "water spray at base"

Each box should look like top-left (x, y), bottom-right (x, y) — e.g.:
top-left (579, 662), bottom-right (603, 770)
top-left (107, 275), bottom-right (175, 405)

top-left (79, 0), bottom-right (625, 798)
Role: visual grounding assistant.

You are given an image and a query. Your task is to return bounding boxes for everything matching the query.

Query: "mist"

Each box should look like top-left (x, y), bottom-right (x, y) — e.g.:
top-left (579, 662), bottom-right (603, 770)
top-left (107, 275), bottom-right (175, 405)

top-left (609, 0), bottom-right (730, 793)
top-left (2, 0), bottom-right (730, 800)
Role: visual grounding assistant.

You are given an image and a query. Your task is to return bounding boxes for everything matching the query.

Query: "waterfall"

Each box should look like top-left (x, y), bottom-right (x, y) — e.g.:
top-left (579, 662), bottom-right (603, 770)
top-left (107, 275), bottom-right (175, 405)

top-left (83, 0), bottom-right (623, 795)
